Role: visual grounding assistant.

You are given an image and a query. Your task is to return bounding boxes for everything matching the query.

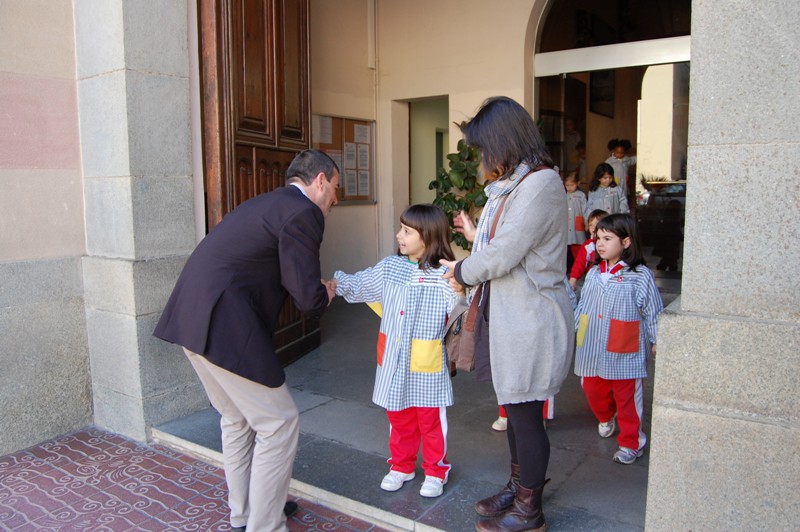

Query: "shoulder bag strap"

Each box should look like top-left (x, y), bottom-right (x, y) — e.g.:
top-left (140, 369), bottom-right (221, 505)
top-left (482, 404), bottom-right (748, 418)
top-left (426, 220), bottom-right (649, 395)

top-left (464, 165), bottom-right (549, 330)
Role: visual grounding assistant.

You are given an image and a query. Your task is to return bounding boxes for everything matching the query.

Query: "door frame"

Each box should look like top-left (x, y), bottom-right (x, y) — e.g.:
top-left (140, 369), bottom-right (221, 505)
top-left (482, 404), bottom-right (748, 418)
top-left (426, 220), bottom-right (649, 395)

top-left (534, 36), bottom-right (690, 77)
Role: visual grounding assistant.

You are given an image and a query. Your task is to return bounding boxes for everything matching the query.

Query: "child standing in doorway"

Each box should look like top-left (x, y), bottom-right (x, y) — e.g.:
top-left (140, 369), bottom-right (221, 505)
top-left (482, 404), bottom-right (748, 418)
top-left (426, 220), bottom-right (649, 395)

top-left (605, 139), bottom-right (637, 198)
top-left (328, 204), bottom-right (461, 498)
top-left (585, 163), bottom-right (629, 220)
top-left (569, 209), bottom-right (609, 291)
top-left (564, 171), bottom-right (587, 274)
top-left (574, 213), bottom-right (663, 464)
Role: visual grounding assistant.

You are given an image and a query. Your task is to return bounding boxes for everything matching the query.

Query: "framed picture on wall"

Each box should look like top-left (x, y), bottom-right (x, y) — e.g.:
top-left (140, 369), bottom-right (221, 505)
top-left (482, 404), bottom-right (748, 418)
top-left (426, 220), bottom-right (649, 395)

top-left (590, 70), bottom-right (615, 118)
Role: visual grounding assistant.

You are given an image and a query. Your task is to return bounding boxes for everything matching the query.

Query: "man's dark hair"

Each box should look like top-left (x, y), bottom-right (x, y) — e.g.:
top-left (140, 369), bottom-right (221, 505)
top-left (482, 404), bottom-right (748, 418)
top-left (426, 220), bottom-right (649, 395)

top-left (286, 149), bottom-right (339, 185)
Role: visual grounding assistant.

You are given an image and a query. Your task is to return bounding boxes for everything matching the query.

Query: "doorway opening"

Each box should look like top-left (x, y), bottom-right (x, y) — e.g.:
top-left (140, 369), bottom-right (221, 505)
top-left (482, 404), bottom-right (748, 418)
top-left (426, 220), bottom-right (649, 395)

top-left (409, 97), bottom-right (449, 206)
top-left (537, 63), bottom-right (688, 274)
top-left (535, 0), bottom-right (691, 275)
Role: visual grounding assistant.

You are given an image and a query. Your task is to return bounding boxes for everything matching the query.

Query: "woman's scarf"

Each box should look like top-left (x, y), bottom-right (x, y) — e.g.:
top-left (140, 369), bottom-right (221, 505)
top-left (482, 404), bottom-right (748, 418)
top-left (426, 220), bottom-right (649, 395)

top-left (468, 161), bottom-right (536, 303)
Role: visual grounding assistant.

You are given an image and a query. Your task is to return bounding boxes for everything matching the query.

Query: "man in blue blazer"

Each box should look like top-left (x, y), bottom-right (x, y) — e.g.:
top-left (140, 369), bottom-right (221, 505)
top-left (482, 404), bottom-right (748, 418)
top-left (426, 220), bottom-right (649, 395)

top-left (154, 149), bottom-right (339, 531)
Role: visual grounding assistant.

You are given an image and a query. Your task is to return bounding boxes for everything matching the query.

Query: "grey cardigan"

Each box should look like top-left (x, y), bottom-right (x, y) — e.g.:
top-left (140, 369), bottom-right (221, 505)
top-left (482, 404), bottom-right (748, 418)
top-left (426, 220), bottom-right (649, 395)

top-left (458, 168), bottom-right (574, 404)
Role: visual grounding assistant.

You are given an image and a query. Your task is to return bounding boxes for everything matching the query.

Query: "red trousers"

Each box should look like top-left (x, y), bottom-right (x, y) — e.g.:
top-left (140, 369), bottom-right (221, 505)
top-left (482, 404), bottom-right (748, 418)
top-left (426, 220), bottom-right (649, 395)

top-left (581, 376), bottom-right (647, 451)
top-left (386, 407), bottom-right (450, 480)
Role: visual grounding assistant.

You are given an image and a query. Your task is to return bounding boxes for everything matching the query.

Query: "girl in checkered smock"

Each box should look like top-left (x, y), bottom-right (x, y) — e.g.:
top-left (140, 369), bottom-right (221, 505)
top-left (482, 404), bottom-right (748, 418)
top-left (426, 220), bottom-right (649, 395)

top-left (564, 171), bottom-right (587, 274)
top-left (585, 162), bottom-right (630, 219)
top-left (330, 204), bottom-right (460, 499)
top-left (574, 213), bottom-right (663, 465)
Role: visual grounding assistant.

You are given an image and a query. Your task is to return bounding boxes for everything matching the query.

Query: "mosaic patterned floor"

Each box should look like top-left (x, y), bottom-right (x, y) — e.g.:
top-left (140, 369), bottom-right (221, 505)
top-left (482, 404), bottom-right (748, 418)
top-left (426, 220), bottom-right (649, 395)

top-left (0, 427), bottom-right (388, 531)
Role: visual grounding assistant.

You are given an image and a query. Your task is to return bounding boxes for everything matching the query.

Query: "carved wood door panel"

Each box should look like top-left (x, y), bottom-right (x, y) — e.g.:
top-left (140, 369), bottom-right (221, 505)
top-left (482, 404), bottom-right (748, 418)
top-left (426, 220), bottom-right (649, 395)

top-left (198, 0), bottom-right (316, 366)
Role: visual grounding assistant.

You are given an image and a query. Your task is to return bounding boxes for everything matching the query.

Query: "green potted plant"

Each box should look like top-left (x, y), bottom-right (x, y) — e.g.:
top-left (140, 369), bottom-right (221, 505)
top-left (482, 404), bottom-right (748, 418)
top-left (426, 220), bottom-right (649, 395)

top-left (428, 136), bottom-right (485, 251)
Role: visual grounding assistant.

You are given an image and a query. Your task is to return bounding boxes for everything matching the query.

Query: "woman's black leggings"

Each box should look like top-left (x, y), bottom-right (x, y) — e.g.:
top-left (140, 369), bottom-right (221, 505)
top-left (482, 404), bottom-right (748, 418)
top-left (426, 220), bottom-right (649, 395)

top-left (503, 400), bottom-right (549, 489)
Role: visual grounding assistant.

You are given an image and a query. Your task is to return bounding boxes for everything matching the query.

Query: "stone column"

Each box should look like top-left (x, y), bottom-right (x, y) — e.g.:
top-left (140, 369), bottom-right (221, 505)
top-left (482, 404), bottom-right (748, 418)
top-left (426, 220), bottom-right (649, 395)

top-left (75, 0), bottom-right (206, 440)
top-left (646, 0), bottom-right (800, 529)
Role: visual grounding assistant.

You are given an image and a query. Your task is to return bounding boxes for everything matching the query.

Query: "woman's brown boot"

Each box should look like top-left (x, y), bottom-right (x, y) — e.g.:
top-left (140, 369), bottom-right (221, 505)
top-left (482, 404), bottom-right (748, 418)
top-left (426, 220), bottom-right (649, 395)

top-left (474, 463), bottom-right (520, 517)
top-left (474, 483), bottom-right (546, 532)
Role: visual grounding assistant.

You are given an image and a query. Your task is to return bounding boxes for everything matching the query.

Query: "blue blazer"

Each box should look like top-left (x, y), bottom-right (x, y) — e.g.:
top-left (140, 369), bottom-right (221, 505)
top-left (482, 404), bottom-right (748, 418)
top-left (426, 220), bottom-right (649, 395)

top-left (154, 186), bottom-right (329, 387)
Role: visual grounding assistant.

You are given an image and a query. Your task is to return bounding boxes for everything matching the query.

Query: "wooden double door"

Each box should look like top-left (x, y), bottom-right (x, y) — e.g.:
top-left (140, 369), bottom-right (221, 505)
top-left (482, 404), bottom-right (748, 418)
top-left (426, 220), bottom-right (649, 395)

top-left (198, 0), bottom-right (319, 365)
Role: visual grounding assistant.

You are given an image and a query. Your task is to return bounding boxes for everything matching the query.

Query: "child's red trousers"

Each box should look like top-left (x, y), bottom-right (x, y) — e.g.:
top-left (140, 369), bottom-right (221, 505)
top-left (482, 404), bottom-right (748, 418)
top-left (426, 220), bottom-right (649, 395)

top-left (581, 376), bottom-right (647, 451)
top-left (386, 406), bottom-right (450, 480)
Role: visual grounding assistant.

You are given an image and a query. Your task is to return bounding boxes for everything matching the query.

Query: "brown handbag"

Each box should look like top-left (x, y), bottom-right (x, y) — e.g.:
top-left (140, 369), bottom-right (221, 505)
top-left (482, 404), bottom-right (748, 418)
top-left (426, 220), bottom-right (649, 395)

top-left (444, 295), bottom-right (478, 373)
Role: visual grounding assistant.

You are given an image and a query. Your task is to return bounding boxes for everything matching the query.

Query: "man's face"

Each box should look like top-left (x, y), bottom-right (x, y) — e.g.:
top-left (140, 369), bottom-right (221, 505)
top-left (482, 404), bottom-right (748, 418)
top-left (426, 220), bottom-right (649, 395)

top-left (313, 170), bottom-right (340, 217)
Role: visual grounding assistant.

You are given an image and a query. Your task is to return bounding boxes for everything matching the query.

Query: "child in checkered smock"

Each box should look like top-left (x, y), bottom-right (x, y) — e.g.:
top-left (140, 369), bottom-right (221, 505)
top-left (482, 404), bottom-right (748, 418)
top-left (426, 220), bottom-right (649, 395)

top-left (574, 213), bottom-right (663, 465)
top-left (585, 163), bottom-right (630, 219)
top-left (564, 171), bottom-right (587, 274)
top-left (330, 204), bottom-right (461, 499)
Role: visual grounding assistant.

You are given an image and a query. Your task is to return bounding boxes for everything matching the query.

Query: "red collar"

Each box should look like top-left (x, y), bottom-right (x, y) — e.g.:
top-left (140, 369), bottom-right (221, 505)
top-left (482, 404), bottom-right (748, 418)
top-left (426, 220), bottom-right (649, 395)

top-left (599, 260), bottom-right (625, 276)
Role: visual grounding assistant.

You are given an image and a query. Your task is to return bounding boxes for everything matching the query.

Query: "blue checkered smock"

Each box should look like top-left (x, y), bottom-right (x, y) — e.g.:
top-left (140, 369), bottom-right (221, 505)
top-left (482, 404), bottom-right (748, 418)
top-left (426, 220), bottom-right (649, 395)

top-left (334, 256), bottom-right (456, 411)
top-left (574, 264), bottom-right (663, 380)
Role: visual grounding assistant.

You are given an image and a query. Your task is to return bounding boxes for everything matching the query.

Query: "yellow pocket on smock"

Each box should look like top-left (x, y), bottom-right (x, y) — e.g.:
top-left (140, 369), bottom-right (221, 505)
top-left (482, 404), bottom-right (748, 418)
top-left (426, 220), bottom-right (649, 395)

top-left (410, 339), bottom-right (442, 373)
top-left (576, 314), bottom-right (589, 347)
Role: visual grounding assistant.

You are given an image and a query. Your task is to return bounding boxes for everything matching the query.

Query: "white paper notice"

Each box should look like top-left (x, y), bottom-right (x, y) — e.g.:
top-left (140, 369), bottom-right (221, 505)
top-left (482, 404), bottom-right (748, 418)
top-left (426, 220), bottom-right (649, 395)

top-left (344, 142), bottom-right (357, 169)
top-left (325, 149), bottom-right (343, 176)
top-left (315, 115), bottom-right (332, 145)
top-left (357, 143), bottom-right (370, 170)
top-left (345, 169), bottom-right (358, 196)
top-left (358, 170), bottom-right (370, 196)
top-left (353, 124), bottom-right (371, 144)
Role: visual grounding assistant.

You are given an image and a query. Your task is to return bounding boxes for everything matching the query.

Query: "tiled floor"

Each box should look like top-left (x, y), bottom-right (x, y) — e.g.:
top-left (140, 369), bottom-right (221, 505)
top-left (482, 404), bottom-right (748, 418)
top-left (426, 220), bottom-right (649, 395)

top-left (0, 426), bottom-right (388, 531)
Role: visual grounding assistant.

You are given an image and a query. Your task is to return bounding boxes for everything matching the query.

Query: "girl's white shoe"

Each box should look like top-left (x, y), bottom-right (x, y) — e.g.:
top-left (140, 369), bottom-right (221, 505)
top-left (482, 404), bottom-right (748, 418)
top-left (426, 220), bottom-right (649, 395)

top-left (491, 416), bottom-right (508, 431)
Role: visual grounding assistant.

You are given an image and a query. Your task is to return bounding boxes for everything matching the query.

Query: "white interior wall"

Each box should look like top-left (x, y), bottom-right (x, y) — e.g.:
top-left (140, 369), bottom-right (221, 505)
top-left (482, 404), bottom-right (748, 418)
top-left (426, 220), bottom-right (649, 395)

top-left (638, 65), bottom-right (674, 181)
top-left (374, 0), bottom-right (541, 257)
top-left (409, 98), bottom-right (448, 206)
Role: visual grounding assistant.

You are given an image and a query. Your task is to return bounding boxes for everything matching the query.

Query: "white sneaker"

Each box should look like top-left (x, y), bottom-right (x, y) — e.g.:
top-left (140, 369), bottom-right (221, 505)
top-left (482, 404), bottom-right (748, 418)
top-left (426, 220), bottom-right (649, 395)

top-left (380, 470), bottom-right (415, 491)
top-left (419, 475), bottom-right (447, 498)
top-left (491, 416), bottom-right (508, 431)
top-left (598, 415), bottom-right (616, 438)
top-left (613, 447), bottom-right (644, 465)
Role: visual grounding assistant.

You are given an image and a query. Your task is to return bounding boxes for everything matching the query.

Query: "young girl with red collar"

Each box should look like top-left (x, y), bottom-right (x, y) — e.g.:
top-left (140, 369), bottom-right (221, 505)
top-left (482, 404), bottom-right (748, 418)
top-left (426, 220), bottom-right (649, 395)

top-left (568, 209), bottom-right (609, 291)
top-left (329, 204), bottom-right (461, 498)
top-left (574, 213), bottom-right (663, 464)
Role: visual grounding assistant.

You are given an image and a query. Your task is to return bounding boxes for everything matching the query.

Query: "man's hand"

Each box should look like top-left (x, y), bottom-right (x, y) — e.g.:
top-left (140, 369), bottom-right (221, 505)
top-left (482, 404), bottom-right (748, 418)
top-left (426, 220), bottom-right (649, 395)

top-left (322, 279), bottom-right (336, 305)
top-left (453, 210), bottom-right (477, 243)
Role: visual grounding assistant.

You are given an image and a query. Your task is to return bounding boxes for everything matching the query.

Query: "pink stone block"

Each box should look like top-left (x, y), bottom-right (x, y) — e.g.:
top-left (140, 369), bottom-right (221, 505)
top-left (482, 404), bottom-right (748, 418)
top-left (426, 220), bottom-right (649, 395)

top-left (0, 72), bottom-right (80, 169)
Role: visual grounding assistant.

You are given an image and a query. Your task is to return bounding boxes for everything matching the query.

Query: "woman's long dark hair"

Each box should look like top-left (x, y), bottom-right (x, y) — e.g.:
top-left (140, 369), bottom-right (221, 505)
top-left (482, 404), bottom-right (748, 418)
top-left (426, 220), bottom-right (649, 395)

top-left (398, 204), bottom-right (455, 270)
top-left (462, 96), bottom-right (553, 178)
top-left (589, 162), bottom-right (616, 191)
top-left (595, 213), bottom-right (646, 270)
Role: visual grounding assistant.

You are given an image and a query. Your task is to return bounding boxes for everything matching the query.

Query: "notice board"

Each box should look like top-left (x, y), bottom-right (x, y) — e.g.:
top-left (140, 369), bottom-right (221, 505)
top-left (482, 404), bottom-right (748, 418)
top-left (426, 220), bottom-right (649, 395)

top-left (312, 114), bottom-right (375, 203)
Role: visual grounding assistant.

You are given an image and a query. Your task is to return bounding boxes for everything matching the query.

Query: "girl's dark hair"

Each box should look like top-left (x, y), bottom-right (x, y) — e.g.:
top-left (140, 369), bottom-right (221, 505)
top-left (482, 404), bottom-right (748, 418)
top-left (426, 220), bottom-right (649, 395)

top-left (398, 204), bottom-right (455, 270)
top-left (462, 96), bottom-right (553, 178)
top-left (595, 213), bottom-right (645, 270)
top-left (563, 171), bottom-right (580, 184)
top-left (590, 163), bottom-right (616, 191)
top-left (608, 139), bottom-right (632, 152)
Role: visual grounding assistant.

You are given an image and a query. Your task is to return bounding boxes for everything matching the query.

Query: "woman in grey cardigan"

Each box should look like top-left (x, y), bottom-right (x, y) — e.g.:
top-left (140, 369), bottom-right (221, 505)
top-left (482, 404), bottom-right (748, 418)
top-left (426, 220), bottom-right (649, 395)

top-left (442, 97), bottom-right (574, 532)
